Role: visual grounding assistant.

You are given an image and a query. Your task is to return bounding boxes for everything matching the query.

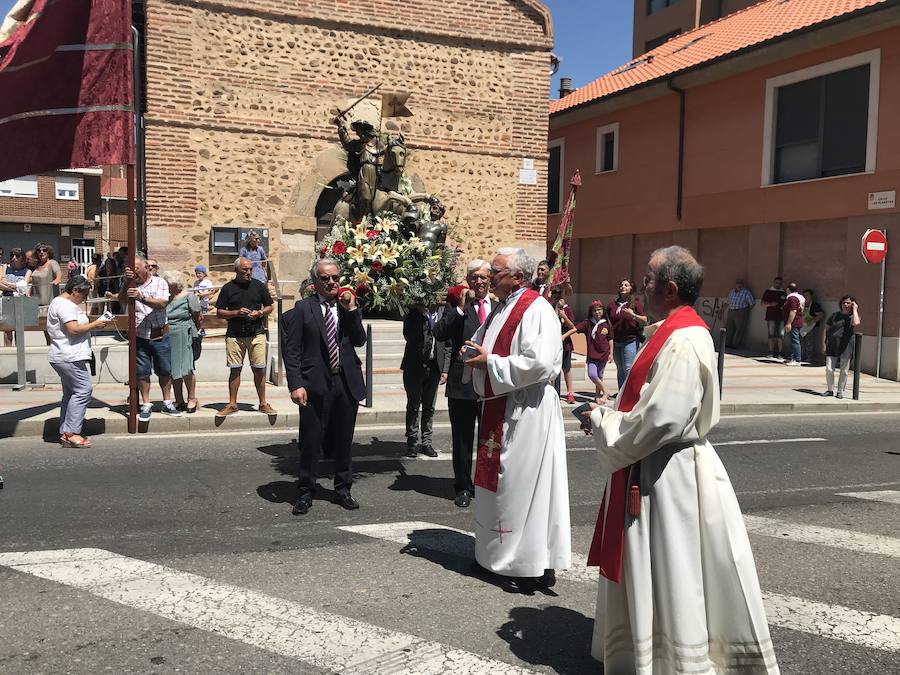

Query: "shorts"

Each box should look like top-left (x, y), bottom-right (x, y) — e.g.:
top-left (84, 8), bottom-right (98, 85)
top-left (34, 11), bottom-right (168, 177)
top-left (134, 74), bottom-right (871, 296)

top-left (226, 333), bottom-right (267, 369)
top-left (766, 320), bottom-right (784, 339)
top-left (562, 350), bottom-right (572, 370)
top-left (136, 335), bottom-right (172, 378)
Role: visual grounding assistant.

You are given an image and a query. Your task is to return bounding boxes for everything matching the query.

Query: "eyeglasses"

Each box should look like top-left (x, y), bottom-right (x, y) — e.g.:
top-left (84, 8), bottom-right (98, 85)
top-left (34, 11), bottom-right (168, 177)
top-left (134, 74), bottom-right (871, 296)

top-left (10, 253), bottom-right (22, 258)
top-left (489, 267), bottom-right (509, 276)
top-left (317, 274), bottom-right (341, 283)
top-left (149, 264), bottom-right (159, 269)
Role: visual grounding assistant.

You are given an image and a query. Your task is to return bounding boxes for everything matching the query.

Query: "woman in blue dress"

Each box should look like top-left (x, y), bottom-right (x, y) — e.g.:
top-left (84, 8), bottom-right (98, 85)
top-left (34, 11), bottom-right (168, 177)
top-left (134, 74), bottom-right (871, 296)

top-left (239, 231), bottom-right (268, 284)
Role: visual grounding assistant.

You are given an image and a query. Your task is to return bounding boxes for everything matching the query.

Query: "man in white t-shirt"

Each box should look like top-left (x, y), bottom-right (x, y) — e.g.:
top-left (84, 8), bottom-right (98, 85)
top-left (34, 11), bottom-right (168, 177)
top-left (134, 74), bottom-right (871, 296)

top-left (119, 255), bottom-right (178, 421)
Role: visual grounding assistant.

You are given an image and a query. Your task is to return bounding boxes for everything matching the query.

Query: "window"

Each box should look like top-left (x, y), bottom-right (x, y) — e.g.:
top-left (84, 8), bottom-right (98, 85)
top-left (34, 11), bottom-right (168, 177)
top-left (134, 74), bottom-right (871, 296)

top-left (55, 176), bottom-right (80, 200)
top-left (763, 49), bottom-right (879, 186)
top-left (0, 175), bottom-right (38, 198)
top-left (648, 0), bottom-right (678, 15)
top-left (547, 139), bottom-right (564, 214)
top-left (645, 30), bottom-right (681, 53)
top-left (595, 123), bottom-right (619, 174)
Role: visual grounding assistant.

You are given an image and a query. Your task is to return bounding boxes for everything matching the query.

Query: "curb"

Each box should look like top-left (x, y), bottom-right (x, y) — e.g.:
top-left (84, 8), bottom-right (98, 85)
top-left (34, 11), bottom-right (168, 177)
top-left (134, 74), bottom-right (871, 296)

top-left (3, 399), bottom-right (900, 439)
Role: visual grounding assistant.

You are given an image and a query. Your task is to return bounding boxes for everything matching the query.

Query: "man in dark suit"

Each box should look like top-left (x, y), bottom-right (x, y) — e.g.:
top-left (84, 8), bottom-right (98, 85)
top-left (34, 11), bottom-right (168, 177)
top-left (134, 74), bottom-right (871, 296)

top-left (401, 303), bottom-right (450, 458)
top-left (433, 259), bottom-right (492, 507)
top-left (281, 258), bottom-right (367, 515)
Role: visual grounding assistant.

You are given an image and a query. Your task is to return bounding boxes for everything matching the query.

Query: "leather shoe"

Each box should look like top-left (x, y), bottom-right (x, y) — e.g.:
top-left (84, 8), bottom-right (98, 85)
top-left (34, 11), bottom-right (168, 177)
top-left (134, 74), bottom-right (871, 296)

top-left (420, 444), bottom-right (438, 458)
top-left (292, 497), bottom-right (312, 515)
top-left (454, 491), bottom-right (472, 508)
top-left (405, 444), bottom-right (419, 458)
top-left (539, 569), bottom-right (557, 589)
top-left (334, 493), bottom-right (360, 510)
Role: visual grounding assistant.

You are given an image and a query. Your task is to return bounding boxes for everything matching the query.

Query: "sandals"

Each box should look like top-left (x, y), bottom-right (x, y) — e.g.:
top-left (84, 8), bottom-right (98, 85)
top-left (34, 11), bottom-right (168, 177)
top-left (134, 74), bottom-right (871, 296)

top-left (60, 432), bottom-right (91, 448)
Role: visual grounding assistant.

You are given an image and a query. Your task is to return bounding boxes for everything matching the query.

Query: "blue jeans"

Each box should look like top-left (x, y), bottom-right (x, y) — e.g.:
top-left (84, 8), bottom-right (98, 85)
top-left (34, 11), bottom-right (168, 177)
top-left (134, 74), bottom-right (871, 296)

top-left (613, 341), bottom-right (638, 389)
top-left (787, 327), bottom-right (802, 362)
top-left (136, 335), bottom-right (172, 378)
top-left (51, 360), bottom-right (93, 435)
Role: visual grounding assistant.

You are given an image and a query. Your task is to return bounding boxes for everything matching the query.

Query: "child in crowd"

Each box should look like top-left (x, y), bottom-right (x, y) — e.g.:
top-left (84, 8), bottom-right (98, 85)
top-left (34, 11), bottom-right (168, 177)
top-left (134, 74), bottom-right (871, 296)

top-left (563, 300), bottom-right (613, 403)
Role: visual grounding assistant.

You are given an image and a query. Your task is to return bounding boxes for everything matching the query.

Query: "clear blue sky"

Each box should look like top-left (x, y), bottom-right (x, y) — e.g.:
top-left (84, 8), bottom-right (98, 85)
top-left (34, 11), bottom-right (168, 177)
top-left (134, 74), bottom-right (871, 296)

top-left (0, 0), bottom-right (632, 97)
top-left (543, 0), bottom-right (633, 97)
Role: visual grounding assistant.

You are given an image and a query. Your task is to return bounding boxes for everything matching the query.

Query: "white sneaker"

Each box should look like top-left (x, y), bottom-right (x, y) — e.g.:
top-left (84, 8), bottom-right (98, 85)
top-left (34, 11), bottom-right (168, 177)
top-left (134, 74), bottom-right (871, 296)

top-left (836, 391), bottom-right (844, 399)
top-left (138, 403), bottom-right (152, 422)
top-left (161, 401), bottom-right (182, 417)
top-left (785, 360), bottom-right (801, 366)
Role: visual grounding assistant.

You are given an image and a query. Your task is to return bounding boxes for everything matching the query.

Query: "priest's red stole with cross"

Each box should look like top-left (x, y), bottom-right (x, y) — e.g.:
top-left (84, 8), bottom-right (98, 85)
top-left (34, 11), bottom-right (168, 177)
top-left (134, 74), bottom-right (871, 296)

top-left (474, 289), bottom-right (541, 493)
top-left (587, 304), bottom-right (709, 582)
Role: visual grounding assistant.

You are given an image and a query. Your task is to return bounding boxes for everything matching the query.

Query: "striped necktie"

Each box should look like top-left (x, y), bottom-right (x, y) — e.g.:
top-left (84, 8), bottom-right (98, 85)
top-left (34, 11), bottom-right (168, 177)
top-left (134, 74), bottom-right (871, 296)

top-left (323, 300), bottom-right (339, 369)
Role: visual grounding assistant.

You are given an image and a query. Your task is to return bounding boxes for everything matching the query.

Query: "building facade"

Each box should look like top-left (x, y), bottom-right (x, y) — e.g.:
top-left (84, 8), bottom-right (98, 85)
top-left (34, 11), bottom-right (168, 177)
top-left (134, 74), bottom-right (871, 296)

top-left (550, 0), bottom-right (900, 378)
top-left (0, 171), bottom-right (103, 273)
top-left (141, 0), bottom-right (554, 286)
top-left (633, 0), bottom-right (757, 56)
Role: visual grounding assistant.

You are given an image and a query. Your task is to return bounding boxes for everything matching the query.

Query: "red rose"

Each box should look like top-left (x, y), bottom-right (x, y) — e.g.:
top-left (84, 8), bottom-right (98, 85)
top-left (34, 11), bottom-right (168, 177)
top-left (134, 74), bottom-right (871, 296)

top-left (356, 283), bottom-right (370, 296)
top-left (332, 240), bottom-right (347, 254)
top-left (370, 260), bottom-right (384, 272)
top-left (319, 246), bottom-right (328, 258)
top-left (366, 229), bottom-right (378, 240)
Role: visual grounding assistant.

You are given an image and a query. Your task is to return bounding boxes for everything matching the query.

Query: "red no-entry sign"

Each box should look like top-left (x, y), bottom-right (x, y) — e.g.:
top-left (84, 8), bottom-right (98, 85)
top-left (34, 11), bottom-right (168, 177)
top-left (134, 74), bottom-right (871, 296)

top-left (861, 229), bottom-right (888, 264)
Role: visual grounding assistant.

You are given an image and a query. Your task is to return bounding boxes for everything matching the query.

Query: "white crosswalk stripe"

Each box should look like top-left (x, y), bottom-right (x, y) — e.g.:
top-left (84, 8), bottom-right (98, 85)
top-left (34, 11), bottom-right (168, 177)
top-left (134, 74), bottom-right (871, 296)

top-left (0, 548), bottom-right (538, 675)
top-left (838, 490), bottom-right (900, 505)
top-left (742, 514), bottom-right (900, 558)
top-left (340, 514), bottom-right (900, 653)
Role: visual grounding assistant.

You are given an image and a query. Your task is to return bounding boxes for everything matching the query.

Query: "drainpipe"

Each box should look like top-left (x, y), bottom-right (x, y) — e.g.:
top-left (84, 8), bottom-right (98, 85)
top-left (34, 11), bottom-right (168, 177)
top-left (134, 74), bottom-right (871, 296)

top-left (667, 80), bottom-right (686, 221)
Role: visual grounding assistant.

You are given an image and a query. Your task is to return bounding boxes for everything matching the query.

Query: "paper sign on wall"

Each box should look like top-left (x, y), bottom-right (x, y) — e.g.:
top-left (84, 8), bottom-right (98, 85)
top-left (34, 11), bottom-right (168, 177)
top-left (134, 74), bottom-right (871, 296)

top-left (868, 191), bottom-right (896, 210)
top-left (518, 169), bottom-right (538, 185)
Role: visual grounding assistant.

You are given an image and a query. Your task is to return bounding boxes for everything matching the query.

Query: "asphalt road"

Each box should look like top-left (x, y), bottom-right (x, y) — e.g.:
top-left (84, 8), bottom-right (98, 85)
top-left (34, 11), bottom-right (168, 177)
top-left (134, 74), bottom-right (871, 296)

top-left (0, 411), bottom-right (898, 674)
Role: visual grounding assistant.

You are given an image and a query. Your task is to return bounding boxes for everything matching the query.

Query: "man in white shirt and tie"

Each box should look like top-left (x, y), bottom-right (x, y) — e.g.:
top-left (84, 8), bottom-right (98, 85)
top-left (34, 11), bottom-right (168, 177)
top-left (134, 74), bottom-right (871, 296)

top-left (434, 259), bottom-right (493, 507)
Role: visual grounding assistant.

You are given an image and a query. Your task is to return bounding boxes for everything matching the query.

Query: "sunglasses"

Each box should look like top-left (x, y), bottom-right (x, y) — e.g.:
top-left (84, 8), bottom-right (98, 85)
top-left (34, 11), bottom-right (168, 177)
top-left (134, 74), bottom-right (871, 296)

top-left (149, 264), bottom-right (159, 269)
top-left (10, 253), bottom-right (22, 258)
top-left (317, 274), bottom-right (341, 283)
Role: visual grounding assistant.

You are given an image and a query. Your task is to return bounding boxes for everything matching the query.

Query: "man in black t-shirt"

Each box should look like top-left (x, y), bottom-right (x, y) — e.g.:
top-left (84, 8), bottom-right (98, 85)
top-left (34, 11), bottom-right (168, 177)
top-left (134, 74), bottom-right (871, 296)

top-left (215, 257), bottom-right (275, 416)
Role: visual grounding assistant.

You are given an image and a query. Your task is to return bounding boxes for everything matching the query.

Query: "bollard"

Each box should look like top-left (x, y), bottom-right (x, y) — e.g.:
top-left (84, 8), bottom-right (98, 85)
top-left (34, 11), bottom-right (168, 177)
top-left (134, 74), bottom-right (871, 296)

top-left (717, 327), bottom-right (726, 399)
top-left (852, 333), bottom-right (862, 400)
top-left (365, 324), bottom-right (373, 408)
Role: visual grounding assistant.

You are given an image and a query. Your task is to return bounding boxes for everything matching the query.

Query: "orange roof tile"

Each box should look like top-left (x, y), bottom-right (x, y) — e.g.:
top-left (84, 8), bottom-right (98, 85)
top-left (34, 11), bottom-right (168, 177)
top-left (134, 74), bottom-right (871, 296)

top-left (550, 0), bottom-right (891, 115)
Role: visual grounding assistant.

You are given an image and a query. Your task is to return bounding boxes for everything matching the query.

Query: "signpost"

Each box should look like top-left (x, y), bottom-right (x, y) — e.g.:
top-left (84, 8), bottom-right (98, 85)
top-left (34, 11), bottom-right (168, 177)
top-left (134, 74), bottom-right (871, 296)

top-left (861, 229), bottom-right (888, 378)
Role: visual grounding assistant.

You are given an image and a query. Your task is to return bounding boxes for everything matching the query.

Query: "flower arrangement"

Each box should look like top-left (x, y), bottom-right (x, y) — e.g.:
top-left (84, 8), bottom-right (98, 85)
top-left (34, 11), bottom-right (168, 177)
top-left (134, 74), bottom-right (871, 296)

top-left (313, 211), bottom-right (460, 313)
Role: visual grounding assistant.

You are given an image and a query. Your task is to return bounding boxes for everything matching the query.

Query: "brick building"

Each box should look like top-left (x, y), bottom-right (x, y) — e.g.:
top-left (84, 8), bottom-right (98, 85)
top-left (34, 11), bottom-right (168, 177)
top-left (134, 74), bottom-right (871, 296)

top-left (0, 171), bottom-right (103, 272)
top-left (139, 0), bottom-right (555, 285)
top-left (549, 0), bottom-right (900, 378)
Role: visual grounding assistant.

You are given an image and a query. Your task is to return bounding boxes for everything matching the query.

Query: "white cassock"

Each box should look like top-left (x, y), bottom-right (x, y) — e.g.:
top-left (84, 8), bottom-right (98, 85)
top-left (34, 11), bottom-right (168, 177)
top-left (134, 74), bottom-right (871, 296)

top-left (469, 289), bottom-right (572, 577)
top-left (589, 325), bottom-right (779, 675)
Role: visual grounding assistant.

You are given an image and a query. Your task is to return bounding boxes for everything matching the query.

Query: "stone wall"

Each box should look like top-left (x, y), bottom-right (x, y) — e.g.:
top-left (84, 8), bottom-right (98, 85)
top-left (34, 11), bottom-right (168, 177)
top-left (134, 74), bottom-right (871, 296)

top-left (143, 0), bottom-right (554, 285)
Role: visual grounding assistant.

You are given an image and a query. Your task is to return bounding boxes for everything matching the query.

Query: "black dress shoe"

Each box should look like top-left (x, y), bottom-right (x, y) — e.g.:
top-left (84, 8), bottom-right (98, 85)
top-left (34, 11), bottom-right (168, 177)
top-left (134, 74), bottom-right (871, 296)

top-left (334, 493), bottom-right (360, 510)
top-left (454, 491), bottom-right (472, 508)
top-left (405, 444), bottom-right (419, 458)
top-left (420, 444), bottom-right (438, 458)
top-left (292, 497), bottom-right (312, 515)
top-left (539, 569), bottom-right (557, 589)
top-left (470, 559), bottom-right (492, 576)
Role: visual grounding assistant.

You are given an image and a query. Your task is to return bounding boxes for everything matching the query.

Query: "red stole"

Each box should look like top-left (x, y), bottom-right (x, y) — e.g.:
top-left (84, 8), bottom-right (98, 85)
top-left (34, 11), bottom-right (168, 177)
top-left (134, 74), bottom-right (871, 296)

top-left (474, 289), bottom-right (541, 492)
top-left (587, 305), bottom-right (709, 582)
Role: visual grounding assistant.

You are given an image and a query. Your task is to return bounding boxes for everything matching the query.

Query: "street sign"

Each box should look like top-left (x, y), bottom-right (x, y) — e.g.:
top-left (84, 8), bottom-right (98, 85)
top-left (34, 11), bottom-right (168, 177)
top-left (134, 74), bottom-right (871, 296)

top-left (861, 229), bottom-right (888, 264)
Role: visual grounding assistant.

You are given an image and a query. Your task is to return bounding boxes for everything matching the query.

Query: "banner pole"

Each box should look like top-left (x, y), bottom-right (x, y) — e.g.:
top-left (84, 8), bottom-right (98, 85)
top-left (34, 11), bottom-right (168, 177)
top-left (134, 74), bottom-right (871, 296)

top-left (127, 163), bottom-right (138, 433)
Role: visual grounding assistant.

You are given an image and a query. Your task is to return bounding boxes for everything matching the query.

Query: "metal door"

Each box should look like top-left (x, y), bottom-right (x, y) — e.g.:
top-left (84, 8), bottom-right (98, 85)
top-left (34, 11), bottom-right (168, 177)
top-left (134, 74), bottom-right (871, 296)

top-left (71, 239), bottom-right (95, 276)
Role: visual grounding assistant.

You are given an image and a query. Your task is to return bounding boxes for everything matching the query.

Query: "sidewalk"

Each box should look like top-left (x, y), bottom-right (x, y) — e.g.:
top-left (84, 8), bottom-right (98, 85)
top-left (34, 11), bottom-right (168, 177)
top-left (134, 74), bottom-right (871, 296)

top-left (1, 353), bottom-right (898, 439)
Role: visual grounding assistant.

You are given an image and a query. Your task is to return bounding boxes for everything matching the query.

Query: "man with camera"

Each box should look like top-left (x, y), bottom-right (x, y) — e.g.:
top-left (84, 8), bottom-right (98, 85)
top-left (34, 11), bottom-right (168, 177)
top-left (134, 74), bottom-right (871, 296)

top-left (119, 254), bottom-right (177, 421)
top-left (463, 247), bottom-right (571, 592)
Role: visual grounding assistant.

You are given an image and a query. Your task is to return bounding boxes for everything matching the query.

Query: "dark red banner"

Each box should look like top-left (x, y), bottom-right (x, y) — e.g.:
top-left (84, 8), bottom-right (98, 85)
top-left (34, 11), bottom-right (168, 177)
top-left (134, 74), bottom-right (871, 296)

top-left (0, 0), bottom-right (133, 181)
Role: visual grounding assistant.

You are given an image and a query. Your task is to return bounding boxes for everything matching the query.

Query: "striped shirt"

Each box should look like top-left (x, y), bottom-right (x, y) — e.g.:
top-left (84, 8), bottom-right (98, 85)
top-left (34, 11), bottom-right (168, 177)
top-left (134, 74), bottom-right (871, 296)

top-left (726, 287), bottom-right (755, 310)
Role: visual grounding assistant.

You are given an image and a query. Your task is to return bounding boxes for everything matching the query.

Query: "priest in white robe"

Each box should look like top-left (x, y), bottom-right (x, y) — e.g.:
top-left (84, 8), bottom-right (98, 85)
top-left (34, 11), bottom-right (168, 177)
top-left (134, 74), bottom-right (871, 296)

top-left (464, 247), bottom-right (571, 592)
top-left (585, 246), bottom-right (779, 674)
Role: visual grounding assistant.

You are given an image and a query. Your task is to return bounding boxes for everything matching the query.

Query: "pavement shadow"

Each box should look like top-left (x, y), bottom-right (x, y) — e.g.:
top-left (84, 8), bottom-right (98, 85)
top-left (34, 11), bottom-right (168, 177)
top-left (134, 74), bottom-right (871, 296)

top-left (497, 605), bottom-right (597, 674)
top-left (795, 387), bottom-right (827, 397)
top-left (399, 528), bottom-right (558, 596)
top-left (0, 399), bottom-right (117, 441)
top-left (388, 464), bottom-right (454, 501)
